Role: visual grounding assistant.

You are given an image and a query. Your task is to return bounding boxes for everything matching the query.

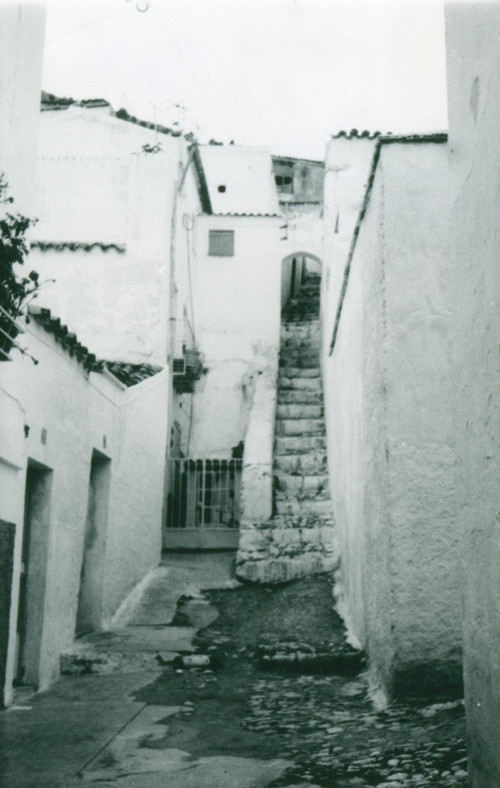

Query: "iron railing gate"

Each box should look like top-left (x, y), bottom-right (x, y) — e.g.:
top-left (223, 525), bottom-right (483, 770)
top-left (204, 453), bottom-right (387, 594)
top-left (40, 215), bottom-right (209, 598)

top-left (164, 458), bottom-right (242, 549)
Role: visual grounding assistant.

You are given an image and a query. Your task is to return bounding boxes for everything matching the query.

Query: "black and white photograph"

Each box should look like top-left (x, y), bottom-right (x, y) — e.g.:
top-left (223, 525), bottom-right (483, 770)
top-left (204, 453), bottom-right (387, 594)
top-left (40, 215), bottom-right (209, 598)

top-left (0, 1), bottom-right (496, 785)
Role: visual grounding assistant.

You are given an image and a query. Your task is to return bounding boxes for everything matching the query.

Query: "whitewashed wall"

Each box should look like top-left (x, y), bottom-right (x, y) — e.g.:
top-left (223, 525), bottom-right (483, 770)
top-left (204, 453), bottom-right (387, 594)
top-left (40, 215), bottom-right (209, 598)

top-left (0, 4), bottom-right (46, 215)
top-left (31, 148), bottom-right (182, 364)
top-left (185, 213), bottom-right (282, 458)
top-left (322, 139), bottom-right (461, 700)
top-left (0, 321), bottom-right (168, 703)
top-left (280, 204), bottom-right (324, 267)
top-left (321, 136), bottom-right (379, 360)
top-left (446, 4), bottom-right (500, 785)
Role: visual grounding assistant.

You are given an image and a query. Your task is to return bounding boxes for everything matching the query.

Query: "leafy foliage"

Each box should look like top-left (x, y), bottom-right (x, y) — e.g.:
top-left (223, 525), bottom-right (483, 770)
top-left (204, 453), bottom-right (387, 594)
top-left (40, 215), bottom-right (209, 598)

top-left (0, 175), bottom-right (39, 358)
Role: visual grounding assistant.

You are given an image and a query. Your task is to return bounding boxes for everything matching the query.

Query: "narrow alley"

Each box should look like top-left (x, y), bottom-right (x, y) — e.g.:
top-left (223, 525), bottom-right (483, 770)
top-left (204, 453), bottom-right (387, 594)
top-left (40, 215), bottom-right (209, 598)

top-left (0, 552), bottom-right (467, 788)
top-left (1, 268), bottom-right (467, 788)
top-left (5, 4), bottom-right (500, 784)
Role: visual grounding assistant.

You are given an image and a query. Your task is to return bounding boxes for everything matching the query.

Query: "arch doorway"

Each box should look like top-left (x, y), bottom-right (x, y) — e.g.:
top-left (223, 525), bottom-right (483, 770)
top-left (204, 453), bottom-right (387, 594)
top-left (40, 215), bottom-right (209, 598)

top-left (281, 252), bottom-right (322, 313)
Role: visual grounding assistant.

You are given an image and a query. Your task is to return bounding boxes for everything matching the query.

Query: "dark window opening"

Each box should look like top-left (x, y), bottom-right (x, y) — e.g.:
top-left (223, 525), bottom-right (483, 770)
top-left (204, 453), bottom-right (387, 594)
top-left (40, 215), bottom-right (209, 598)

top-left (218, 184), bottom-right (226, 193)
top-left (274, 172), bottom-right (293, 194)
top-left (209, 229), bottom-right (234, 257)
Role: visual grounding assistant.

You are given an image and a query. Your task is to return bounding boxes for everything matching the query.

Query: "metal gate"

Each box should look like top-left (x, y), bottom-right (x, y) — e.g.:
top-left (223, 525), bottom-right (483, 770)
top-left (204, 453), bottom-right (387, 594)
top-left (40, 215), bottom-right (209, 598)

top-left (163, 458), bottom-right (242, 549)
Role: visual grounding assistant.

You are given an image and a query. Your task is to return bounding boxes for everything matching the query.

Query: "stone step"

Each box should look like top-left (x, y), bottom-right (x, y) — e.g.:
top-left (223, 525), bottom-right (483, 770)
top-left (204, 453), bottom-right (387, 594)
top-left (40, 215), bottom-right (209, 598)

top-left (279, 354), bottom-right (319, 368)
top-left (278, 376), bottom-right (322, 392)
top-left (285, 310), bottom-right (319, 319)
top-left (275, 434), bottom-right (326, 453)
top-left (281, 340), bottom-right (319, 351)
top-left (276, 403), bottom-right (323, 419)
top-left (281, 315), bottom-right (320, 330)
top-left (60, 625), bottom-right (196, 675)
top-left (288, 292), bottom-right (319, 302)
top-left (298, 294), bottom-right (320, 301)
top-left (287, 291), bottom-right (319, 298)
top-left (286, 298), bottom-right (319, 306)
top-left (284, 319), bottom-right (320, 328)
top-left (281, 332), bottom-right (319, 344)
top-left (281, 321), bottom-right (320, 333)
top-left (276, 418), bottom-right (325, 437)
top-left (274, 453), bottom-right (328, 475)
top-left (270, 513), bottom-right (333, 530)
top-left (279, 367), bottom-right (321, 379)
top-left (280, 343), bottom-right (319, 352)
top-left (280, 343), bottom-right (319, 360)
top-left (285, 302), bottom-right (319, 310)
top-left (282, 321), bottom-right (320, 331)
top-left (275, 498), bottom-right (333, 517)
top-left (278, 389), bottom-right (323, 404)
top-left (274, 474), bottom-right (330, 499)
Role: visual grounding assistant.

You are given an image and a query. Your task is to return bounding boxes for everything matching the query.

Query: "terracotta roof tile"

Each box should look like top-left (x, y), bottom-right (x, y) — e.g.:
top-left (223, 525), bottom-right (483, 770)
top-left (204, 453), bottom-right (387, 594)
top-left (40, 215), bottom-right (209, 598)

top-left (28, 306), bottom-right (97, 371)
top-left (102, 361), bottom-right (162, 387)
top-left (31, 241), bottom-right (126, 254)
top-left (331, 130), bottom-right (382, 140)
top-left (28, 306), bottom-right (163, 386)
top-left (40, 91), bottom-right (196, 143)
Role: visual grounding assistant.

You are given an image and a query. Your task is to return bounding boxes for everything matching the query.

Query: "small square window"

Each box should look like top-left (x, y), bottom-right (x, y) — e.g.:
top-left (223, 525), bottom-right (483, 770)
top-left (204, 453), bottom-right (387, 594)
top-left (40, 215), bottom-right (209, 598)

top-left (218, 184), bottom-right (226, 193)
top-left (209, 229), bottom-right (234, 256)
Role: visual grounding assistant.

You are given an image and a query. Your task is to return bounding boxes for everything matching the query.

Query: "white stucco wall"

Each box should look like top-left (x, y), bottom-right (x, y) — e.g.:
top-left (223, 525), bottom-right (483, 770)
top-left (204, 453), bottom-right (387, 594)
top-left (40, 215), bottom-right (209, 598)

top-left (0, 322), bottom-right (168, 703)
top-left (0, 4), bottom-right (46, 214)
top-left (280, 204), bottom-right (324, 266)
top-left (186, 213), bottom-right (282, 458)
top-left (446, 4), bottom-right (500, 785)
top-left (31, 147), bottom-right (183, 363)
top-left (38, 104), bottom-right (163, 159)
top-left (322, 139), bottom-right (461, 699)
top-left (321, 136), bottom-right (379, 360)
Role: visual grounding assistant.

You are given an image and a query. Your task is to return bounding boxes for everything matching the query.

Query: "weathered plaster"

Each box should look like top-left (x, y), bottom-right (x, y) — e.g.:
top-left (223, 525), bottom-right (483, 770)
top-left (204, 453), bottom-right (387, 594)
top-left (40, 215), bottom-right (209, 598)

top-left (446, 4), bottom-right (500, 784)
top-left (321, 136), bottom-right (379, 362)
top-left (187, 213), bottom-right (282, 458)
top-left (0, 4), bottom-right (46, 214)
top-left (31, 149), bottom-right (181, 364)
top-left (322, 139), bottom-right (461, 700)
top-left (239, 367), bottom-right (277, 525)
top-left (0, 322), bottom-right (168, 704)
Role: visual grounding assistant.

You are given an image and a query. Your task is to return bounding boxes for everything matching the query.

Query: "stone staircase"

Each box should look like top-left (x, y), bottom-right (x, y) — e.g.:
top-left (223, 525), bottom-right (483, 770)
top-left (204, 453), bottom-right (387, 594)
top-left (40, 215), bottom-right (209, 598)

top-left (237, 273), bottom-right (337, 582)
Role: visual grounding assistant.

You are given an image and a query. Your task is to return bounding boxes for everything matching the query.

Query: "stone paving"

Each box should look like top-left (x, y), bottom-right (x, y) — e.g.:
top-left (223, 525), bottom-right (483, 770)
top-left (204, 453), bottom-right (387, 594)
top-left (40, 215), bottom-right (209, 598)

top-left (132, 574), bottom-right (469, 787)
top-left (0, 561), bottom-right (469, 787)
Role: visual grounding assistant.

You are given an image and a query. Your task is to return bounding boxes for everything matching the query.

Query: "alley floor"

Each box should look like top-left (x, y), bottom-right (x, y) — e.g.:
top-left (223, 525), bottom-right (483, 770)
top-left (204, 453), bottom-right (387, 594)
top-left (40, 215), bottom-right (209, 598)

top-left (0, 555), bottom-right (468, 788)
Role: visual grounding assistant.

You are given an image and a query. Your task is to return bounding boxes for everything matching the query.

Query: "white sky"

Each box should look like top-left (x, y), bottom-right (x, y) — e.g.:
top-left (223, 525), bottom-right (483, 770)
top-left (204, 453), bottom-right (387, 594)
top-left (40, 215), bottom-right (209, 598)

top-left (41, 0), bottom-right (448, 160)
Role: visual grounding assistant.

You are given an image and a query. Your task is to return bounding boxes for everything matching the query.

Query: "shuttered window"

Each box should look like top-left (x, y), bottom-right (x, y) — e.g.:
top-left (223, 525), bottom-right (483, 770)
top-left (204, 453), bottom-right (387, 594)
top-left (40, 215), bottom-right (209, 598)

top-left (209, 230), bottom-right (234, 257)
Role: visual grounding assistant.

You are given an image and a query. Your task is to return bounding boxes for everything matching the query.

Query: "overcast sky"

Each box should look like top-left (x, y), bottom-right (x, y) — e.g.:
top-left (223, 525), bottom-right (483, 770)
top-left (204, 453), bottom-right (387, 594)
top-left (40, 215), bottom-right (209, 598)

top-left (42, 0), bottom-right (448, 160)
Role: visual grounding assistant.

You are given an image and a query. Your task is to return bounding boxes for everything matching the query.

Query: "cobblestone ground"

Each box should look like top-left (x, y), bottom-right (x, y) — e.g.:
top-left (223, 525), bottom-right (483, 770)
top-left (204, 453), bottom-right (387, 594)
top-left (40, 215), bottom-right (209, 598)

top-left (133, 575), bottom-right (468, 788)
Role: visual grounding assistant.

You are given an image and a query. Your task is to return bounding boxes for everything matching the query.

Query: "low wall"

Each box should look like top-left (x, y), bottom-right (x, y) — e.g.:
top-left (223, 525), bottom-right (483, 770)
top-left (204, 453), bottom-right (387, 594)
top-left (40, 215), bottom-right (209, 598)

top-left (239, 366), bottom-right (277, 525)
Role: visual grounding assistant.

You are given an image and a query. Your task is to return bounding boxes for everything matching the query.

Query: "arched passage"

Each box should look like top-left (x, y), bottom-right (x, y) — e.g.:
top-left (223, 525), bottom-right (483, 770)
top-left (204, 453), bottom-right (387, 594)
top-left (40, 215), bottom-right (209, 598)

top-left (281, 252), bottom-right (322, 312)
